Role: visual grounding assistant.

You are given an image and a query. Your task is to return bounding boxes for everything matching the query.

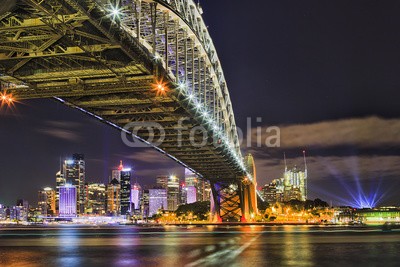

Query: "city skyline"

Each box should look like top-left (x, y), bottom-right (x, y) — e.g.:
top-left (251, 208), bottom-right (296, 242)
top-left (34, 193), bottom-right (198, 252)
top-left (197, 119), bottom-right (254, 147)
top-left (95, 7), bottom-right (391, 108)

top-left (1, 1), bottom-right (400, 208)
top-left (0, 152), bottom-right (212, 207)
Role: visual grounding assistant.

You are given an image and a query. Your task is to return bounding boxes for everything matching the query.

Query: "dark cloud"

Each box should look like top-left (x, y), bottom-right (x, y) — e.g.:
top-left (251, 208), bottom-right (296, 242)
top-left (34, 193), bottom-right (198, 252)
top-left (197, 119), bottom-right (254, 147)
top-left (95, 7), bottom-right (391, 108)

top-left (250, 116), bottom-right (400, 152)
top-left (36, 120), bottom-right (82, 142)
top-left (119, 149), bottom-right (174, 165)
top-left (44, 120), bottom-right (83, 129)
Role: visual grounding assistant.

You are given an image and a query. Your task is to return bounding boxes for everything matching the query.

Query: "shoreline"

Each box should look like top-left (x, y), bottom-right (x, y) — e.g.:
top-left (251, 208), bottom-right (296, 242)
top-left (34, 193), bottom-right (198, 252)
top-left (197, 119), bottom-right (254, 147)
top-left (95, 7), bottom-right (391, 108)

top-left (0, 222), bottom-right (396, 229)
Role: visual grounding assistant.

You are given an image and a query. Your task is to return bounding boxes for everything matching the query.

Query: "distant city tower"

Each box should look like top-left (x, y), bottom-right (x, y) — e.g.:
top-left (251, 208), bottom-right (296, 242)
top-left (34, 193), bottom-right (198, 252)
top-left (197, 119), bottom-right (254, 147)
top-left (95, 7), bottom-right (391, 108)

top-left (59, 184), bottom-right (77, 218)
top-left (63, 154), bottom-right (85, 214)
top-left (120, 165), bottom-right (132, 216)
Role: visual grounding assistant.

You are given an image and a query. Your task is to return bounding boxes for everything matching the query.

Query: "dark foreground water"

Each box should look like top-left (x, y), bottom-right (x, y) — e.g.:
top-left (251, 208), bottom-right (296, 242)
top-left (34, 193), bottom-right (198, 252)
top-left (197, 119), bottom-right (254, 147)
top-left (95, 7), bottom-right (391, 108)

top-left (1, 225), bottom-right (400, 267)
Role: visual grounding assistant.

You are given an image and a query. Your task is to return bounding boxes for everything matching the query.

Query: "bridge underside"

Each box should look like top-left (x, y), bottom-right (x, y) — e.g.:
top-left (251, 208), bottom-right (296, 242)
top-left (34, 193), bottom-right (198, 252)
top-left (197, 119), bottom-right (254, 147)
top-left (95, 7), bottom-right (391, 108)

top-left (0, 0), bottom-right (258, 221)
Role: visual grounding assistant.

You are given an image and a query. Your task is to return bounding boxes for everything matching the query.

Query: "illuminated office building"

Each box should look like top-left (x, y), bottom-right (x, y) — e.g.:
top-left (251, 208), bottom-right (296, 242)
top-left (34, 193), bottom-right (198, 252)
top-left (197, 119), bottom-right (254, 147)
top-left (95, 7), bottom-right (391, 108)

top-left (156, 175), bottom-right (169, 189)
top-left (38, 187), bottom-right (56, 217)
top-left (186, 186), bottom-right (197, 204)
top-left (11, 199), bottom-right (29, 221)
top-left (106, 178), bottom-right (121, 216)
top-left (167, 175), bottom-right (180, 211)
top-left (86, 183), bottom-right (106, 215)
top-left (141, 189), bottom-right (150, 218)
top-left (131, 183), bottom-right (141, 211)
top-left (55, 171), bottom-right (65, 214)
top-left (63, 154), bottom-right (85, 214)
top-left (198, 180), bottom-right (211, 202)
top-left (179, 182), bottom-right (187, 205)
top-left (184, 169), bottom-right (211, 202)
top-left (10, 206), bottom-right (27, 221)
top-left (0, 204), bottom-right (6, 220)
top-left (263, 152), bottom-right (308, 203)
top-left (148, 188), bottom-right (167, 217)
top-left (185, 169), bottom-right (197, 186)
top-left (120, 168), bottom-right (132, 215)
top-left (59, 185), bottom-right (77, 217)
top-left (111, 160), bottom-right (124, 182)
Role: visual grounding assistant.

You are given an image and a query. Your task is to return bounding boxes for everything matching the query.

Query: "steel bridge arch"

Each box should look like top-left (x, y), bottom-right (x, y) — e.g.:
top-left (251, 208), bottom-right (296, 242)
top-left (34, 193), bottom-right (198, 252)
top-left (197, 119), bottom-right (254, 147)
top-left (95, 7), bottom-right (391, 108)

top-left (118, 0), bottom-right (242, 166)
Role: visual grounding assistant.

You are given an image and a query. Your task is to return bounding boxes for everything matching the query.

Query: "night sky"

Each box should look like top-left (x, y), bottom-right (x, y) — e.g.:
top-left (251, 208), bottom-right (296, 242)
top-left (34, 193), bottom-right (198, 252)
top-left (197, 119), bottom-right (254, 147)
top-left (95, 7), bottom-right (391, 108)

top-left (1, 0), bottom-right (400, 207)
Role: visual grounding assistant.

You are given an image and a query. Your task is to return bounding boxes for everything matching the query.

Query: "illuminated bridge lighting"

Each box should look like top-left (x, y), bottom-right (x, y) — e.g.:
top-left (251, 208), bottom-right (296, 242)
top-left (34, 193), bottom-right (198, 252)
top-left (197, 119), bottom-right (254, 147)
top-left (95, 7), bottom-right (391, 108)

top-left (106, 2), bottom-right (125, 22)
top-left (111, 8), bottom-right (121, 17)
top-left (152, 79), bottom-right (169, 96)
top-left (177, 82), bottom-right (187, 90)
top-left (0, 91), bottom-right (16, 108)
top-left (153, 54), bottom-right (161, 61)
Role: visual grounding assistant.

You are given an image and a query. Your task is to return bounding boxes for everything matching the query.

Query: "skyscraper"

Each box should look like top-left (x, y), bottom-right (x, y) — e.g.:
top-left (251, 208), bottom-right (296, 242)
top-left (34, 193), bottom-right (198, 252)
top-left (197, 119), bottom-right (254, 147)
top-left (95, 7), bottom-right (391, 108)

top-left (148, 188), bottom-right (167, 217)
top-left (59, 185), bottom-right (77, 217)
top-left (131, 183), bottom-right (141, 211)
top-left (120, 168), bottom-right (132, 216)
top-left (167, 175), bottom-right (180, 211)
top-left (283, 166), bottom-right (307, 201)
top-left (185, 169), bottom-right (198, 187)
top-left (263, 152), bottom-right (308, 203)
top-left (186, 186), bottom-right (197, 204)
top-left (141, 189), bottom-right (150, 219)
top-left (63, 154), bottom-right (85, 214)
top-left (282, 151), bottom-right (308, 202)
top-left (55, 171), bottom-right (65, 214)
top-left (185, 168), bottom-right (211, 202)
top-left (202, 181), bottom-right (212, 202)
top-left (13, 199), bottom-right (29, 221)
top-left (111, 160), bottom-right (124, 183)
top-left (38, 187), bottom-right (56, 217)
top-left (86, 183), bottom-right (106, 215)
top-left (106, 178), bottom-right (121, 216)
top-left (179, 181), bottom-right (187, 205)
top-left (0, 204), bottom-right (6, 220)
top-left (156, 175), bottom-right (168, 189)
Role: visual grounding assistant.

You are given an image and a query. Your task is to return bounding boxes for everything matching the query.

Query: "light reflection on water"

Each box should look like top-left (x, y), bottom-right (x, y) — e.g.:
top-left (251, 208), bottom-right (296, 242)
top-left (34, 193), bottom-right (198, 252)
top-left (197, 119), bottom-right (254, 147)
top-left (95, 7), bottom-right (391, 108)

top-left (0, 225), bottom-right (399, 267)
top-left (282, 232), bottom-right (312, 266)
top-left (56, 228), bottom-right (82, 267)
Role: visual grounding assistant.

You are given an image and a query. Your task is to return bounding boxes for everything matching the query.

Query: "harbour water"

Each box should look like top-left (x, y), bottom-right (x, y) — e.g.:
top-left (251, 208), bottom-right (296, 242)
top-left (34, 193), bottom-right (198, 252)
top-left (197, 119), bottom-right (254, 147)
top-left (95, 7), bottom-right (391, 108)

top-left (0, 225), bottom-right (399, 266)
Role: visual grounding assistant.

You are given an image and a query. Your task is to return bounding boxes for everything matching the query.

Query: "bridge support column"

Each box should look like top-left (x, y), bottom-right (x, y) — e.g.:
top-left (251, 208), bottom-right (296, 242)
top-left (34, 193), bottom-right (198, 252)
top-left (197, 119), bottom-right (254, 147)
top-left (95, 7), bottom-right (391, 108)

top-left (241, 177), bottom-right (258, 222)
top-left (210, 180), bottom-right (243, 222)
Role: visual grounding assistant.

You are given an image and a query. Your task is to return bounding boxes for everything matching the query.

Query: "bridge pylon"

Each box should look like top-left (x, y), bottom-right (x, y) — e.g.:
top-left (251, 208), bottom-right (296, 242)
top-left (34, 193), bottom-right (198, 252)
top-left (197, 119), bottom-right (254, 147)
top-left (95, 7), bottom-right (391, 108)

top-left (209, 154), bottom-right (258, 223)
top-left (242, 154), bottom-right (258, 222)
top-left (210, 179), bottom-right (243, 222)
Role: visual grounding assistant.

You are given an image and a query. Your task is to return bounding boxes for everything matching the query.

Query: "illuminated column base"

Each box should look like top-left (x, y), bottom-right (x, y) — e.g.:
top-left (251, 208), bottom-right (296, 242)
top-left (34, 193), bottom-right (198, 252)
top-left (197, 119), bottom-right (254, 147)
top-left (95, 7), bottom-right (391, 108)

top-left (242, 176), bottom-right (258, 222)
top-left (210, 180), bottom-right (243, 222)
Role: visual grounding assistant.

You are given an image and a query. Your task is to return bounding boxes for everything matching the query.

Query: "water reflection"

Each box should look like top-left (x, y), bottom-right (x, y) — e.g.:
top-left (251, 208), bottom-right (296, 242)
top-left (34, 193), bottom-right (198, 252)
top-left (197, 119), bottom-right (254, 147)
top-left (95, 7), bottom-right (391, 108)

top-left (282, 231), bottom-right (312, 266)
top-left (0, 226), bottom-right (399, 267)
top-left (56, 228), bottom-right (82, 267)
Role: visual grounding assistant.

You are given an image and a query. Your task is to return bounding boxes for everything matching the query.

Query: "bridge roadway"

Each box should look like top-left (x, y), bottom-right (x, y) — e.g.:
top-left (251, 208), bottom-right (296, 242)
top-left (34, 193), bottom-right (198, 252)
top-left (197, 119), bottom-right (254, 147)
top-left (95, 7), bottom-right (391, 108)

top-left (0, 0), bottom-right (258, 221)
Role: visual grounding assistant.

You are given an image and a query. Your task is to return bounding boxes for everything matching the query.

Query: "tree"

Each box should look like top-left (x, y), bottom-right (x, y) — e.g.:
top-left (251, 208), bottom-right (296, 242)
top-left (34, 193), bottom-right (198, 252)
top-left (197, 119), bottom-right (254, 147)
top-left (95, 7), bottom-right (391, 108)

top-left (257, 198), bottom-right (269, 212)
top-left (313, 198), bottom-right (329, 208)
top-left (175, 201), bottom-right (210, 220)
top-left (286, 199), bottom-right (304, 211)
